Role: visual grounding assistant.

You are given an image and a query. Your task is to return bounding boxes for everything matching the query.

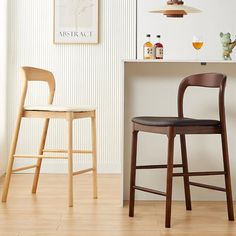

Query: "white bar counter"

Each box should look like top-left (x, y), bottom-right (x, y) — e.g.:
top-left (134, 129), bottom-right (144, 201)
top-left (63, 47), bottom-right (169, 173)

top-left (122, 60), bottom-right (236, 202)
top-left (124, 59), bottom-right (236, 63)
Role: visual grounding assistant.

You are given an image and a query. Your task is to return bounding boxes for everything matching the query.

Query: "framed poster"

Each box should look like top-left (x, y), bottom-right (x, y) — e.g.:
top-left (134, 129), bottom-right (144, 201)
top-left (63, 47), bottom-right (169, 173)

top-left (54, 0), bottom-right (99, 44)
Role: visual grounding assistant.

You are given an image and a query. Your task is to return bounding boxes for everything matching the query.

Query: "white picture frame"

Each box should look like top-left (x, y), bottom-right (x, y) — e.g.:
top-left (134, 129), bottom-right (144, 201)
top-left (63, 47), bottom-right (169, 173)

top-left (54, 0), bottom-right (99, 44)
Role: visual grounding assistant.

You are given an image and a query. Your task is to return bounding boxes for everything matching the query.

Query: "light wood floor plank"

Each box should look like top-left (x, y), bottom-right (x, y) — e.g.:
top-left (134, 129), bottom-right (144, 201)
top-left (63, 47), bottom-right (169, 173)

top-left (0, 174), bottom-right (235, 236)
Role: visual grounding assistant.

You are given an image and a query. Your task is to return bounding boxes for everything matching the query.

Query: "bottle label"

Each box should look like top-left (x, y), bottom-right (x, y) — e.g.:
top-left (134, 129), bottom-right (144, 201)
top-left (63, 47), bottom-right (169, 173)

top-left (156, 47), bottom-right (163, 59)
top-left (144, 47), bottom-right (154, 59)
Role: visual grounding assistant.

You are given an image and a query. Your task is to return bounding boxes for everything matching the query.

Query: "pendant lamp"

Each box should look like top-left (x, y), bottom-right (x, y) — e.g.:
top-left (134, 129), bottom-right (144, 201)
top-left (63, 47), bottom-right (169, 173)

top-left (149, 0), bottom-right (201, 18)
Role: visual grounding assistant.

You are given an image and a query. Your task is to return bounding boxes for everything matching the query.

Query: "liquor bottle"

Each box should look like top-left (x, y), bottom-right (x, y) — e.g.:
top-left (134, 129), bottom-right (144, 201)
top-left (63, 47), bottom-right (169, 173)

top-left (154, 35), bottom-right (163, 59)
top-left (143, 34), bottom-right (154, 59)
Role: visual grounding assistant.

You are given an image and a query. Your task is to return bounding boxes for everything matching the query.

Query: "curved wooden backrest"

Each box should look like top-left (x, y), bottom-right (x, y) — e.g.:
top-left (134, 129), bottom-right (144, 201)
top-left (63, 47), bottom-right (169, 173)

top-left (178, 73), bottom-right (227, 124)
top-left (19, 67), bottom-right (56, 110)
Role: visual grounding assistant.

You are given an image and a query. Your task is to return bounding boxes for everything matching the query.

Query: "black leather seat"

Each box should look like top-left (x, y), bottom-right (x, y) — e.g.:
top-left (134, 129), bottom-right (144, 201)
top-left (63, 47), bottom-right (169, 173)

top-left (132, 116), bottom-right (221, 127)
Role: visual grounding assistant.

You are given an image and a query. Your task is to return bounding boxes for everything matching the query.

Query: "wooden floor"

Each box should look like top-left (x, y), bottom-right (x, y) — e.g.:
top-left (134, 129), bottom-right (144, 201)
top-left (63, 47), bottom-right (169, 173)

top-left (0, 174), bottom-right (236, 236)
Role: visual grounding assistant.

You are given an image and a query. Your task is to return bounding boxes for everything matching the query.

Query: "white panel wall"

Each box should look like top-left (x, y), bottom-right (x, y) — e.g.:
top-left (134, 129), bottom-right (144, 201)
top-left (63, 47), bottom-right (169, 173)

top-left (0, 0), bottom-right (8, 176)
top-left (7, 0), bottom-right (136, 173)
top-left (137, 0), bottom-right (236, 60)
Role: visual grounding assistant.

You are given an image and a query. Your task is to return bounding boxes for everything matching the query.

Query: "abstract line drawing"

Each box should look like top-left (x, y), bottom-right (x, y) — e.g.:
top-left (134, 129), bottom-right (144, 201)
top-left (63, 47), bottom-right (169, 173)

top-left (54, 0), bottom-right (98, 44)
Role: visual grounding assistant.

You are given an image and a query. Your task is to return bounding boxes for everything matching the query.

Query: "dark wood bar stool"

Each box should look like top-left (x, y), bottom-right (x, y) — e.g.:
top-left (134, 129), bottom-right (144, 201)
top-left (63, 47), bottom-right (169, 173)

top-left (129, 73), bottom-right (234, 228)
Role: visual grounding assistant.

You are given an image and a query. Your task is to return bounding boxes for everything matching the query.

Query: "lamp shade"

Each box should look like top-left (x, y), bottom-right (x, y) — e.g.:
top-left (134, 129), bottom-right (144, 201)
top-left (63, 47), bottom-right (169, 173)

top-left (149, 1), bottom-right (201, 17)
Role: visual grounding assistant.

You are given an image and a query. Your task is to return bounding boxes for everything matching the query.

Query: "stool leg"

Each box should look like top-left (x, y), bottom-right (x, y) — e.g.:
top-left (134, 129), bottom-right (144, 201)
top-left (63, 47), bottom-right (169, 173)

top-left (221, 130), bottom-right (234, 221)
top-left (129, 130), bottom-right (138, 217)
top-left (180, 135), bottom-right (192, 211)
top-left (2, 115), bottom-right (22, 202)
top-left (67, 113), bottom-right (73, 207)
top-left (32, 119), bottom-right (50, 193)
top-left (165, 127), bottom-right (175, 228)
top-left (91, 115), bottom-right (98, 199)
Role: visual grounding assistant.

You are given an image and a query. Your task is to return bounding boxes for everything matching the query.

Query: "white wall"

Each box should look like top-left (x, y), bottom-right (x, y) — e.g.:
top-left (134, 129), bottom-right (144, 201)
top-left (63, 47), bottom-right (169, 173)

top-left (0, 0), bottom-right (8, 176)
top-left (7, 0), bottom-right (136, 173)
top-left (137, 0), bottom-right (236, 60)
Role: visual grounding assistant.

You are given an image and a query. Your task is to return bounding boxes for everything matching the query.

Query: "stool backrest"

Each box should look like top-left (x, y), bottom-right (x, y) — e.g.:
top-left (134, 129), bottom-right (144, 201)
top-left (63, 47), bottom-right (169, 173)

top-left (178, 73), bottom-right (227, 124)
top-left (19, 67), bottom-right (56, 110)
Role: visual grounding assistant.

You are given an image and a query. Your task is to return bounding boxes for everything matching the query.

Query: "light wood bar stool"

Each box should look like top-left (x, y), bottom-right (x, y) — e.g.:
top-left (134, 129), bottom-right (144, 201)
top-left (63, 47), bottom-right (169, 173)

top-left (2, 67), bottom-right (97, 207)
top-left (129, 73), bottom-right (234, 228)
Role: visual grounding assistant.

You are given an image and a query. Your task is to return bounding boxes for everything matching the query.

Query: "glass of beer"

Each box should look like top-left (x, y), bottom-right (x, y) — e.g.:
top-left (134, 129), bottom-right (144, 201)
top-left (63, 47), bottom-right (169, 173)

top-left (192, 36), bottom-right (204, 60)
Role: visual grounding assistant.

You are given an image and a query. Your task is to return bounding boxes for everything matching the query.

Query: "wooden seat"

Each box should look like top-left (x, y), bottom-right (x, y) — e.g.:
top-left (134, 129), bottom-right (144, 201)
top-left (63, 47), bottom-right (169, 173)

top-left (2, 67), bottom-right (98, 207)
top-left (129, 73), bottom-right (234, 228)
top-left (24, 105), bottom-right (95, 112)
